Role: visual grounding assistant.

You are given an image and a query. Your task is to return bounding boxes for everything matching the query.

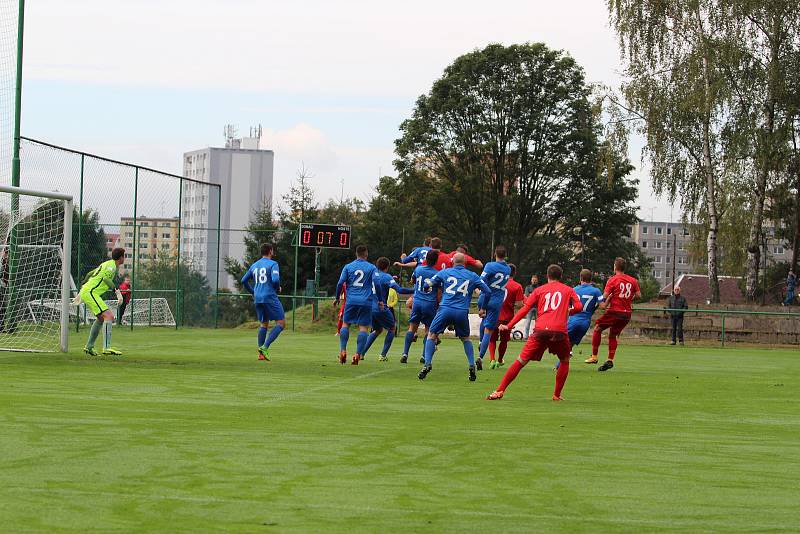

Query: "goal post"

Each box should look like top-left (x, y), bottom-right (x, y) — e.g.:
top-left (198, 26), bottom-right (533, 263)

top-left (0, 184), bottom-right (73, 352)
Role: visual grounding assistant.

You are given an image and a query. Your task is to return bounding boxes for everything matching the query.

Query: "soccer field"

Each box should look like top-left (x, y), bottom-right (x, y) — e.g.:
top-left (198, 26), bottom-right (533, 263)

top-left (1, 329), bottom-right (798, 532)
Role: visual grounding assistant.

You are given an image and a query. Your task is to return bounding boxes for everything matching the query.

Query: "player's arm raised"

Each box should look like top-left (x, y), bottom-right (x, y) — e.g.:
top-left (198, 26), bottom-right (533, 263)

top-left (389, 279), bottom-right (414, 295)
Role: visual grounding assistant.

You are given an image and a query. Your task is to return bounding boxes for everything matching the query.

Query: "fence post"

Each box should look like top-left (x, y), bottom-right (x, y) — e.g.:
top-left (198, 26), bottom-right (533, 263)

top-left (149, 295), bottom-right (153, 327)
top-left (214, 185), bottom-right (222, 328)
top-left (130, 167), bottom-right (138, 331)
top-left (75, 153), bottom-right (84, 332)
top-left (721, 314), bottom-right (726, 347)
top-left (292, 228), bottom-right (299, 332)
top-left (175, 176), bottom-right (182, 329)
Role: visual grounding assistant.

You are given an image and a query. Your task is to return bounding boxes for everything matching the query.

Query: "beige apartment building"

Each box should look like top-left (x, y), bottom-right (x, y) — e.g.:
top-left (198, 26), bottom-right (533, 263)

top-left (117, 216), bottom-right (180, 273)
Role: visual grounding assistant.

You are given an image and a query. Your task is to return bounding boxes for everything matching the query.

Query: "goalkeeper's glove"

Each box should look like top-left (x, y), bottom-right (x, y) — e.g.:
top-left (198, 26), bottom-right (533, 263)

top-left (115, 289), bottom-right (123, 305)
top-left (71, 293), bottom-right (82, 305)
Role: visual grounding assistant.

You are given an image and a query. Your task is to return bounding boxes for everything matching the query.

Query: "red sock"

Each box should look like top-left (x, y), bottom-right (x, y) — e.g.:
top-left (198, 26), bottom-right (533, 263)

top-left (488, 341), bottom-right (496, 360)
top-left (591, 327), bottom-right (602, 355)
top-left (554, 359), bottom-right (569, 397)
top-left (498, 330), bottom-right (510, 357)
top-left (496, 359), bottom-right (525, 392)
top-left (608, 336), bottom-right (618, 360)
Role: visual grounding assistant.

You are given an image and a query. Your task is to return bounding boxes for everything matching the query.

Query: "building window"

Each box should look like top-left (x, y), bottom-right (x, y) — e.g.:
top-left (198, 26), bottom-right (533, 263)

top-left (124, 242), bottom-right (132, 248)
top-left (139, 243), bottom-right (148, 249)
top-left (140, 232), bottom-right (148, 238)
top-left (642, 241), bottom-right (648, 248)
top-left (655, 242), bottom-right (662, 249)
top-left (666, 256), bottom-right (671, 264)
top-left (773, 246), bottom-right (784, 254)
top-left (654, 256), bottom-right (662, 263)
top-left (678, 243), bottom-right (685, 250)
top-left (125, 232), bottom-right (133, 238)
top-left (683, 228), bottom-right (690, 236)
top-left (162, 233), bottom-right (171, 239)
top-left (642, 226), bottom-right (649, 234)
top-left (161, 244), bottom-right (170, 250)
top-left (677, 257), bottom-right (688, 265)
top-left (656, 227), bottom-right (663, 235)
top-left (666, 241), bottom-right (671, 249)
top-left (667, 228), bottom-right (672, 235)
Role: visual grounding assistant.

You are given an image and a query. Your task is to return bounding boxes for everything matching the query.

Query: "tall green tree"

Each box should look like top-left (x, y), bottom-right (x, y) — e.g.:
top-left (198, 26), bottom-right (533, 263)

top-left (608, 0), bottom-right (733, 302)
top-left (138, 250), bottom-right (211, 326)
top-left (72, 208), bottom-right (108, 283)
top-left (394, 43), bottom-right (640, 274)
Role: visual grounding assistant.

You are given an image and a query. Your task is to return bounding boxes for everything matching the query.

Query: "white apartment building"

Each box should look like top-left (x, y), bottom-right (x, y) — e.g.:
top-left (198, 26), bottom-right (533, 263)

top-left (182, 131), bottom-right (274, 288)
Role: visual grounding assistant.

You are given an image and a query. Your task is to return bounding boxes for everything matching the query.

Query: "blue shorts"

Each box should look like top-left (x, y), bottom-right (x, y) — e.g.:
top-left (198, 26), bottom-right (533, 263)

top-left (481, 298), bottom-right (504, 330)
top-left (429, 307), bottom-right (470, 338)
top-left (409, 300), bottom-right (437, 327)
top-left (568, 319), bottom-right (591, 346)
top-left (255, 297), bottom-right (285, 323)
top-left (371, 308), bottom-right (396, 331)
top-left (343, 303), bottom-right (372, 326)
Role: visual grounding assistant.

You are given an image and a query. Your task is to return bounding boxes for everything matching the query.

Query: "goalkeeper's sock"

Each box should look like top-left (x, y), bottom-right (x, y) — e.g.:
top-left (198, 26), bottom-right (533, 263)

top-left (87, 320), bottom-right (102, 349)
top-left (257, 326), bottom-right (267, 347)
top-left (264, 324), bottom-right (283, 348)
top-left (103, 321), bottom-right (112, 350)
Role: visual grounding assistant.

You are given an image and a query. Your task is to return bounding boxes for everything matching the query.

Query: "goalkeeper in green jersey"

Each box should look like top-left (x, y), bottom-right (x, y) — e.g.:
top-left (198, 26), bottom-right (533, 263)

top-left (75, 248), bottom-right (125, 356)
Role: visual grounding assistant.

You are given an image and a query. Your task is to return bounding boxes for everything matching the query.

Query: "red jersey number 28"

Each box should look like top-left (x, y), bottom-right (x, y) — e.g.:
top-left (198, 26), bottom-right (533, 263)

top-left (542, 292), bottom-right (562, 312)
top-left (618, 282), bottom-right (633, 299)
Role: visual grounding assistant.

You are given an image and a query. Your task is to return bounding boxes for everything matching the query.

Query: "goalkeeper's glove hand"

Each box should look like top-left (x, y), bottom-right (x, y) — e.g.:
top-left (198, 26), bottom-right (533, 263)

top-left (71, 293), bottom-right (82, 305)
top-left (115, 289), bottom-right (123, 305)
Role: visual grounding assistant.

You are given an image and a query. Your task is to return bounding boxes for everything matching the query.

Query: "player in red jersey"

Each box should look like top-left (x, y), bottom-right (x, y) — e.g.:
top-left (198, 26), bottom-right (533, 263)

top-left (486, 264), bottom-right (582, 401)
top-left (586, 257), bottom-right (641, 371)
top-left (435, 244), bottom-right (483, 271)
top-left (488, 263), bottom-right (525, 369)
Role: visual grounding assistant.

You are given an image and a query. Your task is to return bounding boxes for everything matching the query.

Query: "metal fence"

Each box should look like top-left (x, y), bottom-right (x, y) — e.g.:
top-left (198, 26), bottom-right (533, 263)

top-left (19, 137), bottom-right (224, 328)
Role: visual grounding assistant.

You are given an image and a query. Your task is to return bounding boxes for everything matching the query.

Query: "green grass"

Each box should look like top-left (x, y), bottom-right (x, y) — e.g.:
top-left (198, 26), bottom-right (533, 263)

top-left (1, 328), bottom-right (798, 532)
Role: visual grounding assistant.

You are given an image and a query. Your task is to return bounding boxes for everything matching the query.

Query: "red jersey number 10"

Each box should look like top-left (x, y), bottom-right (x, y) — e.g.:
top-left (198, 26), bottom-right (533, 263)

top-left (541, 292), bottom-right (562, 312)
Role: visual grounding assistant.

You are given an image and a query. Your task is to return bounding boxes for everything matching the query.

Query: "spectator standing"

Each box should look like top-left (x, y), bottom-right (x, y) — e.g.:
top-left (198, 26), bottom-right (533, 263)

top-left (667, 285), bottom-right (688, 345)
top-left (117, 275), bottom-right (131, 326)
top-left (783, 270), bottom-right (796, 306)
top-left (522, 274), bottom-right (540, 338)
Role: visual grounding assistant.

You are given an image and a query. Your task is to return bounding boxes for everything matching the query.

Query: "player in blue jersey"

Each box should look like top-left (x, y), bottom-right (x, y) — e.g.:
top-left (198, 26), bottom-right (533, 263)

top-left (419, 253), bottom-right (491, 382)
top-left (394, 237), bottom-right (432, 269)
top-left (475, 245), bottom-right (512, 371)
top-left (554, 268), bottom-right (604, 369)
top-left (400, 249), bottom-right (441, 364)
top-left (241, 243), bottom-right (285, 361)
top-left (361, 257), bottom-right (414, 362)
top-left (334, 245), bottom-right (378, 365)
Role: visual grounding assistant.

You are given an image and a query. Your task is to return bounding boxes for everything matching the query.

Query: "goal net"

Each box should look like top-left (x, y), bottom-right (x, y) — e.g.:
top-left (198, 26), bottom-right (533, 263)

top-left (58, 297), bottom-right (176, 327)
top-left (0, 185), bottom-right (73, 352)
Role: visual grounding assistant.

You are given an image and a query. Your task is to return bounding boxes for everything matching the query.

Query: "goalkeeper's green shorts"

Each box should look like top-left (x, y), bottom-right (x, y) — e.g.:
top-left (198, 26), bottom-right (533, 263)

top-left (80, 288), bottom-right (109, 317)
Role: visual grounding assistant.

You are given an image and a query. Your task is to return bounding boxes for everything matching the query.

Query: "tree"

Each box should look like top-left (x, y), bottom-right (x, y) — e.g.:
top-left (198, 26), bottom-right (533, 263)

top-left (71, 208), bottom-right (108, 283)
top-left (394, 43), bottom-right (640, 273)
top-left (608, 0), bottom-right (736, 303)
top-left (716, 1), bottom-right (800, 299)
top-left (138, 250), bottom-right (211, 326)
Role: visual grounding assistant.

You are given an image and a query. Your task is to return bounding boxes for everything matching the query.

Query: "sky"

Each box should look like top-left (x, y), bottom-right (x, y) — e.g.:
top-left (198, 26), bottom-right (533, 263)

top-left (17, 0), bottom-right (676, 223)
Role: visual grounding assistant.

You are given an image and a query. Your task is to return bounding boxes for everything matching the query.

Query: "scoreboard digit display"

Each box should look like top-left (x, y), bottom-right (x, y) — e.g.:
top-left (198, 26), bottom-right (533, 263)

top-left (299, 223), bottom-right (351, 249)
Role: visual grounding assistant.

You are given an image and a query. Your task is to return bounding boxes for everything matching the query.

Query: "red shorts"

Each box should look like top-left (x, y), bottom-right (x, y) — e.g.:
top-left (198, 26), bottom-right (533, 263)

top-left (595, 311), bottom-right (631, 336)
top-left (518, 331), bottom-right (570, 362)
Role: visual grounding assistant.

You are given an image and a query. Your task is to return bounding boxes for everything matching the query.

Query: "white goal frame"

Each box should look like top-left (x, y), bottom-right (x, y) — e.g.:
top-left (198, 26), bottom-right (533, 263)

top-left (0, 184), bottom-right (73, 352)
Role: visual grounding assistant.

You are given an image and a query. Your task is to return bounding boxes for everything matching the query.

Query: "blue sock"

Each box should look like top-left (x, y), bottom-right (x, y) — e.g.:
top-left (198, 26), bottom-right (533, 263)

top-left (258, 326), bottom-right (267, 347)
top-left (463, 339), bottom-right (475, 367)
top-left (356, 331), bottom-right (368, 355)
top-left (403, 331), bottom-right (414, 355)
top-left (382, 330), bottom-right (395, 356)
top-left (424, 337), bottom-right (436, 366)
top-left (478, 330), bottom-right (491, 359)
top-left (363, 332), bottom-right (378, 355)
top-left (339, 327), bottom-right (349, 351)
top-left (265, 324), bottom-right (283, 348)
top-left (555, 359), bottom-right (561, 369)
